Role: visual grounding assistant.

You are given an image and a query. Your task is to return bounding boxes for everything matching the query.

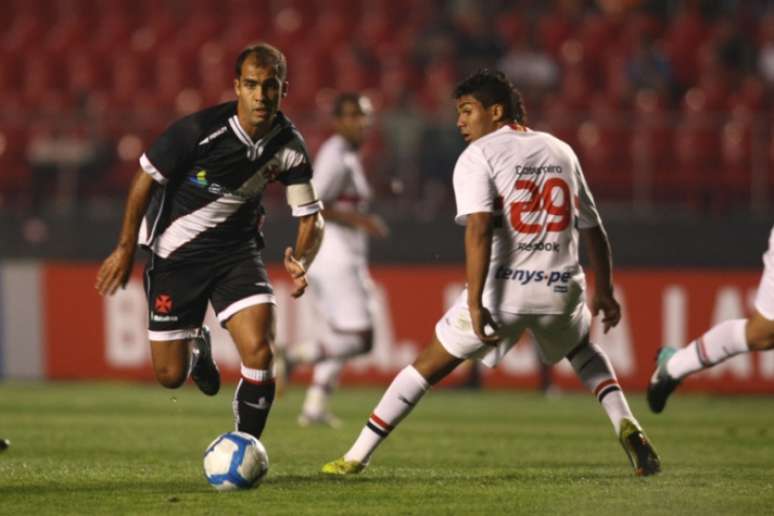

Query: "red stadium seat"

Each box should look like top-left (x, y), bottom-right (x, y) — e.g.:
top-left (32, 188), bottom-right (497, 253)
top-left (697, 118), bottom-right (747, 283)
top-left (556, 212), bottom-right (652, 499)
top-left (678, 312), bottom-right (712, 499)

top-left (2, 12), bottom-right (47, 54)
top-left (717, 119), bottom-right (753, 207)
top-left (576, 95), bottom-right (633, 199)
top-left (66, 49), bottom-right (106, 98)
top-left (0, 126), bottom-right (29, 197)
top-left (44, 14), bottom-right (91, 55)
top-left (537, 9), bottom-right (575, 57)
top-left (664, 5), bottom-right (707, 87)
top-left (90, 13), bottom-right (135, 58)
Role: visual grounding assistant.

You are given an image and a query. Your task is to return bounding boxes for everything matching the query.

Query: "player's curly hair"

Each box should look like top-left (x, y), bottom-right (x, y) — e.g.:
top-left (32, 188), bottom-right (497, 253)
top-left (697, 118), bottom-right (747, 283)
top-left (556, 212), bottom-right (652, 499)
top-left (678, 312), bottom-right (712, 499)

top-left (235, 42), bottom-right (287, 81)
top-left (453, 69), bottom-right (527, 124)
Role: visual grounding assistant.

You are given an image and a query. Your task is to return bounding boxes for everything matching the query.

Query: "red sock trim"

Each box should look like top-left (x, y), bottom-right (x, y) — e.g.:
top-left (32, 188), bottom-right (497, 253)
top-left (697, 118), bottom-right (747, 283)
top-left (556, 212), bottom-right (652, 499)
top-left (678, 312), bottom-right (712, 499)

top-left (593, 378), bottom-right (618, 398)
top-left (370, 413), bottom-right (394, 431)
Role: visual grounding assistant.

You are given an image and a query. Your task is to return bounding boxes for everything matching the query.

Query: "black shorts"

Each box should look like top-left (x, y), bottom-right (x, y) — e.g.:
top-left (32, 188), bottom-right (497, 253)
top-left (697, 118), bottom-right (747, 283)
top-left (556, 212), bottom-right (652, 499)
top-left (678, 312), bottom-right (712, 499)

top-left (144, 250), bottom-right (274, 340)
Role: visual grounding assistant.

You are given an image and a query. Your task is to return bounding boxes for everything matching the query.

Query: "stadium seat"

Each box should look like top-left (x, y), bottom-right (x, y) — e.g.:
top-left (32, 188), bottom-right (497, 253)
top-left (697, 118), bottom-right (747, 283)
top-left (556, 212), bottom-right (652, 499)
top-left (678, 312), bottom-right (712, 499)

top-left (664, 5), bottom-right (707, 87)
top-left (537, 8), bottom-right (575, 57)
top-left (0, 126), bottom-right (29, 197)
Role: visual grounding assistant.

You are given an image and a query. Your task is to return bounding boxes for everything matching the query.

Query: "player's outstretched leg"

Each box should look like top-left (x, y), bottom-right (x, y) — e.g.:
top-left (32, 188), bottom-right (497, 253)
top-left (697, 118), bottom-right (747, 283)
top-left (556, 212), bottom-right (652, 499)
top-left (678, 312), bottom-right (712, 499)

top-left (298, 358), bottom-right (344, 428)
top-left (322, 338), bottom-right (460, 475)
top-left (648, 319), bottom-right (749, 414)
top-left (296, 330), bottom-right (372, 426)
top-left (321, 365), bottom-right (430, 474)
top-left (191, 325), bottom-right (221, 396)
top-left (567, 341), bottom-right (661, 476)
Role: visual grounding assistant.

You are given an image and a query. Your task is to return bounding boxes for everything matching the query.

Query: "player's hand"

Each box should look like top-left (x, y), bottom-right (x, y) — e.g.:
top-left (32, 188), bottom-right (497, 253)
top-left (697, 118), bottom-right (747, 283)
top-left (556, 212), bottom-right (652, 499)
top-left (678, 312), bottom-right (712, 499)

top-left (95, 246), bottom-right (135, 296)
top-left (361, 214), bottom-right (389, 239)
top-left (590, 291), bottom-right (621, 334)
top-left (469, 305), bottom-right (501, 345)
top-left (284, 246), bottom-right (308, 298)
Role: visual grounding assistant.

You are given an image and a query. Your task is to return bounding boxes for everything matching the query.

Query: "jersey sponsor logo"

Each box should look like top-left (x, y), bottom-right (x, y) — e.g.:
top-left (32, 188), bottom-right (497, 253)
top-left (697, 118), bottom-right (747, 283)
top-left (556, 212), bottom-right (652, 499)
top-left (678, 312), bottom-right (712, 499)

top-left (154, 294), bottom-right (173, 314)
top-left (515, 241), bottom-right (560, 253)
top-left (150, 313), bottom-right (179, 322)
top-left (493, 266), bottom-right (573, 292)
top-left (191, 170), bottom-right (208, 187)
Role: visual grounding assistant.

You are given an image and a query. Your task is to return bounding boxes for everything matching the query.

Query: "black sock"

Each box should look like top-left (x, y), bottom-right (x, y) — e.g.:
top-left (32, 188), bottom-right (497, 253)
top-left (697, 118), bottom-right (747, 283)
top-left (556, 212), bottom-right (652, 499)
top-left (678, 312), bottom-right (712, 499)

top-left (233, 379), bottom-right (275, 439)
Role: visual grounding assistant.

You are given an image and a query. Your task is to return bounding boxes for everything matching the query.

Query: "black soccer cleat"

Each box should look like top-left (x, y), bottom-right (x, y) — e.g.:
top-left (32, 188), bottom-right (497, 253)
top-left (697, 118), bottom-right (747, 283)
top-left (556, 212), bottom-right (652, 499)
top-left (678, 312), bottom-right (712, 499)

top-left (647, 347), bottom-right (681, 414)
top-left (191, 325), bottom-right (220, 396)
top-left (619, 419), bottom-right (661, 477)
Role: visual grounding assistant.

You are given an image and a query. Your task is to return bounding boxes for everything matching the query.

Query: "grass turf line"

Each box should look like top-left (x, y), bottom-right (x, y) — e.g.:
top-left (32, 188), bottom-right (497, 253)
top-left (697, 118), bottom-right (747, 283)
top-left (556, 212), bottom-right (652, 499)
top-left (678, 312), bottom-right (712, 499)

top-left (1, 382), bottom-right (773, 515)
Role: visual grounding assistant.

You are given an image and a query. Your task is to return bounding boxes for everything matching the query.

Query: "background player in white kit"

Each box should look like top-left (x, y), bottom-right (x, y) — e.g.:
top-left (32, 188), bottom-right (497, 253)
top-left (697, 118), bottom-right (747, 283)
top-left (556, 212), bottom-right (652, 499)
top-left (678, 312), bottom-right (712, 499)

top-left (322, 69), bottom-right (661, 477)
top-left (648, 225), bottom-right (774, 413)
top-left (283, 93), bottom-right (388, 427)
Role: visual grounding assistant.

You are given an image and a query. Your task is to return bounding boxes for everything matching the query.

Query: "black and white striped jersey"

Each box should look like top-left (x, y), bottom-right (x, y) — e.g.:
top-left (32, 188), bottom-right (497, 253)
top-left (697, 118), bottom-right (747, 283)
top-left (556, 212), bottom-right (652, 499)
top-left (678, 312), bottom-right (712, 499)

top-left (137, 101), bottom-right (321, 262)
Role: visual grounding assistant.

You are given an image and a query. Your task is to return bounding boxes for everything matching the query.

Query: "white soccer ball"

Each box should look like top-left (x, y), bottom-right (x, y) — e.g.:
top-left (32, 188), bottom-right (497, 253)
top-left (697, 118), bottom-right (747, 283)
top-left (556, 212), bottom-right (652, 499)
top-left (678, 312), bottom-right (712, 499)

top-left (203, 431), bottom-right (269, 491)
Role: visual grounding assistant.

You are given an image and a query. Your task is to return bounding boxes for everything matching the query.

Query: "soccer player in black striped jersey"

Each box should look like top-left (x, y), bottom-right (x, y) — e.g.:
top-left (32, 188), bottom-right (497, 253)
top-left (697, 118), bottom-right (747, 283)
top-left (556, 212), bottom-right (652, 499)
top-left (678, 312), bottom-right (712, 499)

top-left (96, 43), bottom-right (324, 441)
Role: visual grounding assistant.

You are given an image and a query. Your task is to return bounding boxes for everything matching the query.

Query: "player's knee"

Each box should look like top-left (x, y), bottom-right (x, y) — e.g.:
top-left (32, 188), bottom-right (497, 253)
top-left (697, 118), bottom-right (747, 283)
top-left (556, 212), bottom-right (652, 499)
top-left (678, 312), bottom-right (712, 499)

top-left (154, 364), bottom-right (187, 389)
top-left (240, 337), bottom-right (274, 369)
top-left (746, 314), bottom-right (774, 351)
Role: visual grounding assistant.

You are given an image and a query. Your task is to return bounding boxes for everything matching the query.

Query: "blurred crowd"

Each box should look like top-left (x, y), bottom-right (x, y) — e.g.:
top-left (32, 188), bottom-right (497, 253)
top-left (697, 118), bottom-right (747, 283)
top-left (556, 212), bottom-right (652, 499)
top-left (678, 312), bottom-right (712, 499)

top-left (1, 0), bottom-right (773, 221)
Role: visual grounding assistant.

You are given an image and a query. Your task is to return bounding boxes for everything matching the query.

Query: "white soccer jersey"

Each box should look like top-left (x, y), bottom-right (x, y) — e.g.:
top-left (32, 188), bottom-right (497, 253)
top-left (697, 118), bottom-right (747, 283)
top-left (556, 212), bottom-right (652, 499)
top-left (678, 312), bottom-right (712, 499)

top-left (754, 225), bottom-right (774, 320)
top-left (312, 134), bottom-right (372, 265)
top-left (453, 125), bottom-right (603, 315)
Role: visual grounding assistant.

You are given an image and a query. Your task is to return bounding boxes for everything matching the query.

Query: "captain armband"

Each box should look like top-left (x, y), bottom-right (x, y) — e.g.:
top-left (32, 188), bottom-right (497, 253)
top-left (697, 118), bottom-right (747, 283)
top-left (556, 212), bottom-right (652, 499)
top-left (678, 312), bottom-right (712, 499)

top-left (287, 182), bottom-right (323, 217)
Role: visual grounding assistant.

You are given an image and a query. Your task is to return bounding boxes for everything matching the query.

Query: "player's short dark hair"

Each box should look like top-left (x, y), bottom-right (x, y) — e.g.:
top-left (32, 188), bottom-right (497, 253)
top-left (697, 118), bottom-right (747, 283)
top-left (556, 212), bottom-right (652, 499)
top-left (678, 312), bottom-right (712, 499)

top-left (332, 92), bottom-right (363, 117)
top-left (453, 69), bottom-right (527, 124)
top-left (235, 42), bottom-right (287, 81)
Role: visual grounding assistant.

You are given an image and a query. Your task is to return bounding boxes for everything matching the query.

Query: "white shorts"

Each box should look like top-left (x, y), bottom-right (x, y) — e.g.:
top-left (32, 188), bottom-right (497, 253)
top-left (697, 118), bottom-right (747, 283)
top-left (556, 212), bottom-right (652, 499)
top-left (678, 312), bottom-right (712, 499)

top-left (754, 226), bottom-right (774, 320)
top-left (308, 261), bottom-right (374, 331)
top-left (435, 290), bottom-right (590, 366)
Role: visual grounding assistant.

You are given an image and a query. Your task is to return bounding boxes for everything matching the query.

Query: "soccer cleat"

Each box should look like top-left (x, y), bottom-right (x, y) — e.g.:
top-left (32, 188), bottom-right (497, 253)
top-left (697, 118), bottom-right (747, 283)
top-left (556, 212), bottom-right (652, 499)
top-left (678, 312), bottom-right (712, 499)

top-left (618, 419), bottom-right (661, 476)
top-left (321, 457), bottom-right (367, 475)
top-left (647, 347), bottom-right (681, 414)
top-left (191, 326), bottom-right (220, 396)
top-left (298, 411), bottom-right (342, 429)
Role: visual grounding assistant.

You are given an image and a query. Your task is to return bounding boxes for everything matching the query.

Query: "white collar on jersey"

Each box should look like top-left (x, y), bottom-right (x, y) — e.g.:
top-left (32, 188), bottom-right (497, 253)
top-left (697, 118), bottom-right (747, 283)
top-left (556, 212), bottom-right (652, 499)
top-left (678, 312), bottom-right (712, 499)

top-left (228, 115), bottom-right (287, 161)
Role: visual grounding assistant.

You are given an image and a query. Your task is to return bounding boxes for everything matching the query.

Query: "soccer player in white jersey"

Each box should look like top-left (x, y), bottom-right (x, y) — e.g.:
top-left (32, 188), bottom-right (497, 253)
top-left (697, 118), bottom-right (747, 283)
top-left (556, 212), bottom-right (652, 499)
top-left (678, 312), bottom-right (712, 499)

top-left (284, 93), bottom-right (388, 427)
top-left (648, 225), bottom-right (774, 413)
top-left (322, 69), bottom-right (661, 477)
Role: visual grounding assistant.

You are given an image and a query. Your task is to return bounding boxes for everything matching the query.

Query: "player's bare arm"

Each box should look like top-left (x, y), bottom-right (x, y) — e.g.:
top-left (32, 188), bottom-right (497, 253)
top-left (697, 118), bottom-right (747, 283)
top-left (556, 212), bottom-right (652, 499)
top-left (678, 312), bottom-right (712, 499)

top-left (465, 211), bottom-right (500, 343)
top-left (95, 169), bottom-right (156, 296)
top-left (581, 225), bottom-right (621, 333)
top-left (285, 212), bottom-right (324, 298)
top-left (321, 207), bottom-right (389, 238)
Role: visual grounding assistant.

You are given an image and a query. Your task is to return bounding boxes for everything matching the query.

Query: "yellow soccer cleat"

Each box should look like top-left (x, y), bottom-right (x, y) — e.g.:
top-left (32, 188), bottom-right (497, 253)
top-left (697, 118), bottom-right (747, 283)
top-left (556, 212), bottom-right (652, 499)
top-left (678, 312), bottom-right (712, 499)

top-left (619, 418), bottom-right (662, 477)
top-left (321, 457), bottom-right (367, 475)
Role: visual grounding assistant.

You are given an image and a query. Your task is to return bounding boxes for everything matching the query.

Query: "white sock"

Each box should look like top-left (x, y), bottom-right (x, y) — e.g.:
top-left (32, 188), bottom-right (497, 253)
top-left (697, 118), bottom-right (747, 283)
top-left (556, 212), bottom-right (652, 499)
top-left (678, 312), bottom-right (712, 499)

top-left (344, 365), bottom-right (430, 463)
top-left (666, 319), bottom-right (749, 379)
top-left (302, 359), bottom-right (344, 416)
top-left (569, 343), bottom-right (636, 434)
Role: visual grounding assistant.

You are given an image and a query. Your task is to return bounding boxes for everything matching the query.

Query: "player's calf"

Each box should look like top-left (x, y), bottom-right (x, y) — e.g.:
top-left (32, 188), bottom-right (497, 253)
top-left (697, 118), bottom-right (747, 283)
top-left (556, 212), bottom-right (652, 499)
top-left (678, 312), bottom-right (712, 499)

top-left (233, 364), bottom-right (276, 439)
top-left (149, 339), bottom-right (191, 389)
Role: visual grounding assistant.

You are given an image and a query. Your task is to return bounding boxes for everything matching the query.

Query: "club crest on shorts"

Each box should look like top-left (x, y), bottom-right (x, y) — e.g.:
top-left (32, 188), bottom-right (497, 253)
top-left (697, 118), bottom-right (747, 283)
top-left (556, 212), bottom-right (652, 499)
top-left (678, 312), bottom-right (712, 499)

top-left (154, 294), bottom-right (173, 314)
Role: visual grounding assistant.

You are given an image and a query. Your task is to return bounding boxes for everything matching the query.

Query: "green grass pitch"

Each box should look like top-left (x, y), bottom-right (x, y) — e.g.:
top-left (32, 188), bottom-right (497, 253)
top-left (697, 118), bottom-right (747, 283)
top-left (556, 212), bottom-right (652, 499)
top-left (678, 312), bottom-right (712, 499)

top-left (1, 381), bottom-right (773, 515)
